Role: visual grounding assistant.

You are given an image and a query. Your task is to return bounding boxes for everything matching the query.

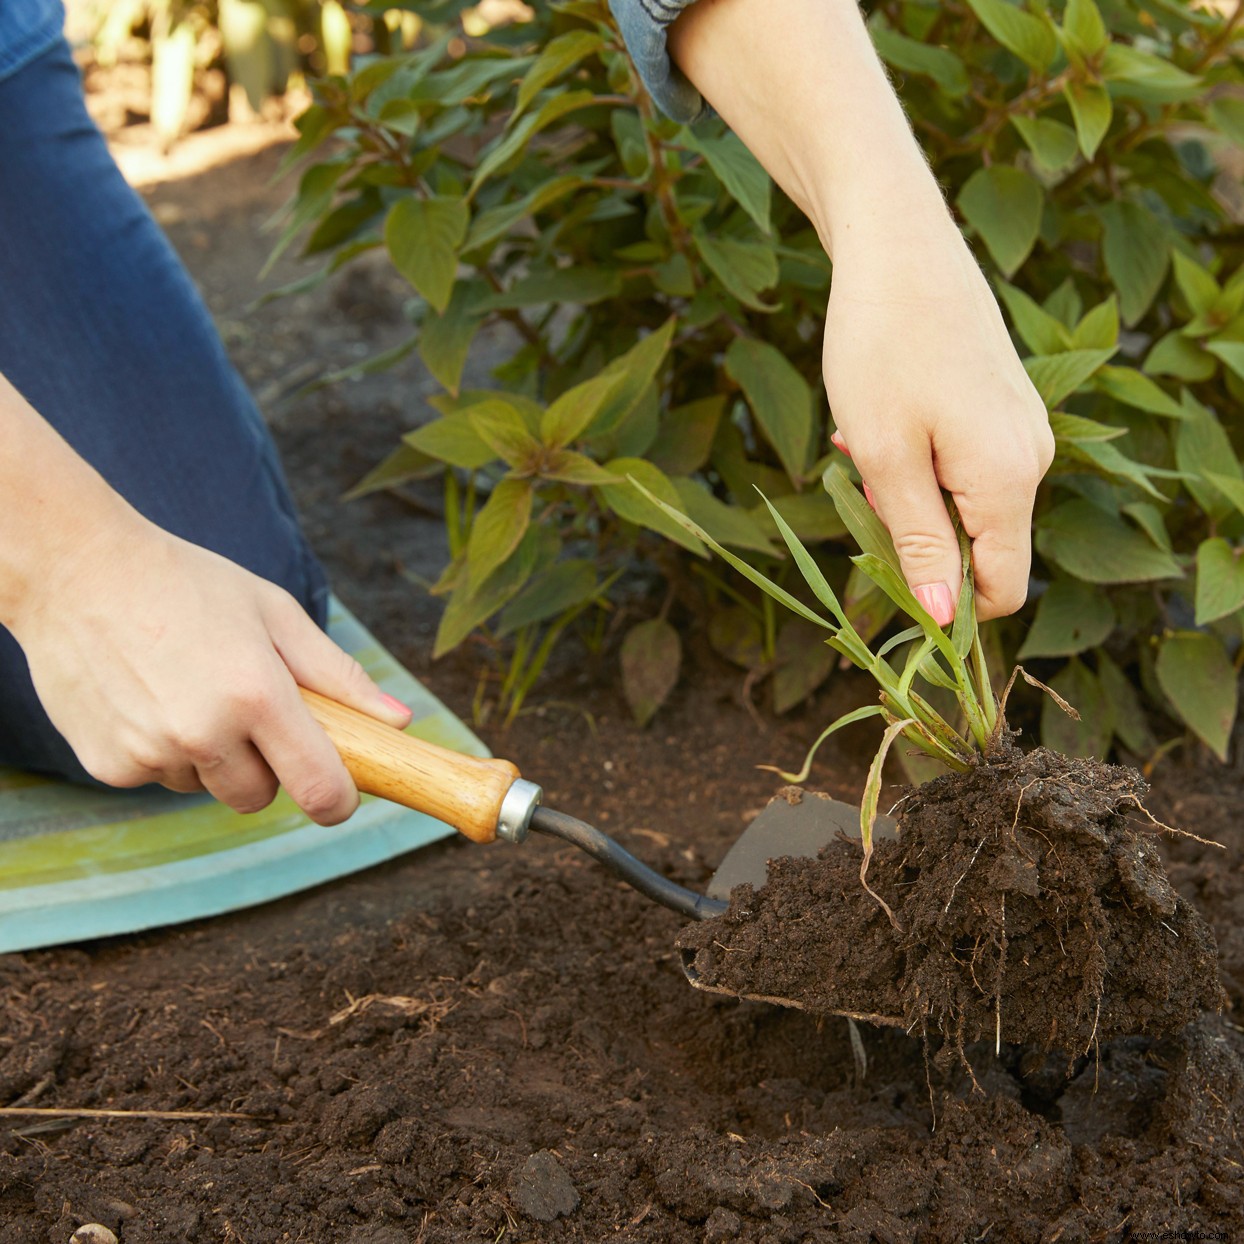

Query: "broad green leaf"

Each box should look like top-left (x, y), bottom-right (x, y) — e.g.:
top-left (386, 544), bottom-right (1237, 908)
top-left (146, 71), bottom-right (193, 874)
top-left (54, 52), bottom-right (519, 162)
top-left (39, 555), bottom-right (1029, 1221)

top-left (1064, 80), bottom-right (1113, 160)
top-left (541, 371), bottom-right (630, 450)
top-left (1177, 405), bottom-right (1242, 523)
top-left (709, 605), bottom-right (765, 669)
top-left (1098, 650), bottom-right (1157, 756)
top-left (1099, 201), bottom-right (1171, 326)
top-left (1024, 348), bottom-right (1116, 407)
top-left (1011, 115), bottom-right (1080, 175)
top-left (343, 442), bottom-right (440, 502)
top-left (620, 618), bottom-right (682, 728)
top-left (601, 462), bottom-right (707, 557)
top-left (264, 159), bottom-right (349, 275)
top-left (1045, 278), bottom-right (1083, 327)
top-left (869, 20), bottom-right (970, 98)
top-left (693, 232), bottom-right (780, 311)
top-left (1207, 340), bottom-right (1244, 383)
top-left (464, 175), bottom-right (581, 253)
top-left (469, 89), bottom-right (596, 195)
top-left (497, 559), bottom-right (599, 637)
top-left (406, 412), bottom-right (495, 470)
top-left (647, 396), bottom-right (725, 476)
top-left (1144, 330), bottom-right (1217, 382)
top-left (996, 281), bottom-right (1073, 354)
top-left (385, 196), bottom-right (469, 313)
top-left (1195, 537), bottom-right (1244, 625)
top-left (1172, 250), bottom-right (1221, 317)
top-left (1018, 579), bottom-right (1115, 658)
top-left (772, 620), bottom-right (835, 715)
top-left (1042, 659), bottom-right (1112, 759)
top-left (725, 338), bottom-right (816, 485)
top-left (609, 383), bottom-right (661, 460)
top-left (1057, 436), bottom-right (1170, 501)
top-left (1071, 297), bottom-right (1119, 350)
top-left (586, 319), bottom-right (677, 440)
top-left (1050, 412), bottom-right (1128, 443)
top-left (1036, 499), bottom-right (1183, 583)
top-left (470, 400), bottom-right (542, 468)
top-left (513, 30), bottom-right (603, 119)
top-left (1206, 471), bottom-right (1244, 517)
top-left (752, 490), bottom-right (848, 543)
top-left (1061, 0), bottom-right (1109, 61)
top-left (672, 479), bottom-right (777, 554)
top-left (474, 266), bottom-right (622, 311)
top-left (681, 129), bottom-right (772, 234)
top-left (1122, 501), bottom-right (1172, 551)
top-left (467, 477), bottom-right (533, 590)
top-left (539, 451), bottom-right (621, 487)
top-left (408, 54), bottom-right (533, 108)
top-left (1155, 632), bottom-right (1237, 761)
top-left (823, 462), bottom-right (902, 574)
top-left (1209, 97), bottom-right (1244, 149)
top-left (418, 283), bottom-right (482, 395)
top-left (957, 166), bottom-right (1044, 277)
top-left (1101, 44), bottom-right (1201, 102)
top-left (1093, 365), bottom-right (1186, 419)
top-left (965, 0), bottom-right (1057, 70)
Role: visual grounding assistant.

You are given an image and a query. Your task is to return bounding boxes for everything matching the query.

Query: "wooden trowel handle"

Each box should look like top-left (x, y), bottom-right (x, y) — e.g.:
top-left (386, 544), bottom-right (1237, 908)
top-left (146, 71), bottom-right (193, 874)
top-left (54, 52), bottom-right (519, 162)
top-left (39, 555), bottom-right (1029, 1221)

top-left (298, 688), bottom-right (538, 844)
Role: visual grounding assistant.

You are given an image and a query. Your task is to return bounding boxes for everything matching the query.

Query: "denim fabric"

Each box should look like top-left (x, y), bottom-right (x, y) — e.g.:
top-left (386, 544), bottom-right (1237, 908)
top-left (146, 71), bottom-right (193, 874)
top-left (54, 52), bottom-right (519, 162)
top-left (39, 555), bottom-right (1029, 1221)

top-left (0, 38), bottom-right (328, 782)
top-left (609, 0), bottom-right (705, 124)
top-left (0, 0), bottom-right (63, 82)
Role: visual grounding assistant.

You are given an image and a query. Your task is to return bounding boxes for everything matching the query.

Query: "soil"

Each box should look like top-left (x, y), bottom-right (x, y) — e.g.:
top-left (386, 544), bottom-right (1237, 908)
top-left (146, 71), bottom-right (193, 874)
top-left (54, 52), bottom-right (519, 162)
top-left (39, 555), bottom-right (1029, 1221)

top-left (3, 64), bottom-right (1244, 1244)
top-left (679, 749), bottom-right (1226, 1056)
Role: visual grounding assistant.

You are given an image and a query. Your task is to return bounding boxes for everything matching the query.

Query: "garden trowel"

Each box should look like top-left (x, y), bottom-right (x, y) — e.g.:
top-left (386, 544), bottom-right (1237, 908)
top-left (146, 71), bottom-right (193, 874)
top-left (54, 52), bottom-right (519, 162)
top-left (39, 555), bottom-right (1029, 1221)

top-left (301, 689), bottom-right (899, 1016)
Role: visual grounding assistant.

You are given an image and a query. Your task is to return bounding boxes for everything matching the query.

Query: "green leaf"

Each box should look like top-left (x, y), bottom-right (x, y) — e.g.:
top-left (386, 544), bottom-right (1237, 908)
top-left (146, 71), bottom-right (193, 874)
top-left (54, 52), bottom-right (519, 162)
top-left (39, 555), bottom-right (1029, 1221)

top-left (1101, 44), bottom-right (1201, 102)
top-left (772, 620), bottom-right (835, 715)
top-left (1155, 632), bottom-right (1237, 761)
top-left (513, 30), bottom-right (603, 119)
top-left (1061, 0), bottom-right (1109, 61)
top-left (680, 129), bottom-right (772, 235)
top-left (343, 442), bottom-right (440, 502)
top-left (996, 281), bottom-right (1073, 354)
top-left (585, 319), bottom-right (677, 441)
top-left (600, 462), bottom-right (707, 556)
top-left (406, 412), bottom-right (495, 470)
top-left (1206, 471), bottom-right (1244, 518)
top-left (1098, 651), bottom-right (1157, 756)
top-left (823, 462), bottom-right (902, 574)
top-left (539, 450), bottom-right (621, 487)
top-left (467, 477), bottom-right (533, 590)
top-left (647, 396), bottom-right (725, 476)
top-left (693, 232), bottom-right (780, 311)
top-left (497, 559), bottom-right (599, 637)
top-left (469, 90), bottom-right (597, 195)
top-left (1011, 115), bottom-right (1080, 175)
top-left (620, 618), bottom-right (682, 728)
top-left (1195, 537), bottom-right (1244, 626)
top-left (708, 605), bottom-right (765, 669)
top-left (1024, 348), bottom-right (1116, 407)
top-left (1041, 659), bottom-right (1112, 759)
top-left (725, 338), bottom-right (815, 486)
top-left (751, 490), bottom-right (848, 543)
top-left (869, 19), bottom-right (970, 98)
top-left (474, 266), bottom-right (623, 311)
top-left (1172, 250), bottom-right (1221, 317)
top-left (1176, 404), bottom-right (1243, 524)
top-left (1093, 365), bottom-right (1186, 419)
top-left (672, 479), bottom-right (777, 554)
top-left (1071, 297), bottom-right (1119, 350)
top-left (1050, 412), bottom-right (1127, 443)
top-left (964, 0), bottom-right (1057, 70)
top-left (1018, 579), bottom-right (1115, 658)
top-left (541, 371), bottom-right (630, 450)
top-left (1144, 330), bottom-right (1217, 382)
top-left (1099, 201), bottom-right (1171, 326)
top-left (1063, 80), bottom-right (1113, 160)
top-left (1036, 499), bottom-right (1183, 583)
top-left (1208, 97), bottom-right (1244, 149)
top-left (470, 400), bottom-right (542, 468)
top-left (957, 166), bottom-right (1044, 277)
top-left (418, 283), bottom-right (482, 395)
top-left (1206, 340), bottom-right (1244, 383)
top-left (385, 196), bottom-right (469, 314)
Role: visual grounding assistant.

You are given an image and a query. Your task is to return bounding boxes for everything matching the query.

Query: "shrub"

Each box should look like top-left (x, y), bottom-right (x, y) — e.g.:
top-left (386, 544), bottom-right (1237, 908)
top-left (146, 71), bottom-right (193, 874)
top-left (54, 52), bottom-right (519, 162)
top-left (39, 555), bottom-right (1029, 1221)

top-left (278, 0), bottom-right (1244, 760)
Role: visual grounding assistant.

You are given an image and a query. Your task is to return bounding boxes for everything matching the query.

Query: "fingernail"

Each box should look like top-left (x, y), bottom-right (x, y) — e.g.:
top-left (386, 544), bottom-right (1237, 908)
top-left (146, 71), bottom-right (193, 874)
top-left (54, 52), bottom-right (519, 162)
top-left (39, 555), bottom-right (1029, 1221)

top-left (380, 692), bottom-right (412, 719)
top-left (862, 481), bottom-right (876, 510)
top-left (914, 582), bottom-right (955, 628)
top-left (831, 431), bottom-right (851, 458)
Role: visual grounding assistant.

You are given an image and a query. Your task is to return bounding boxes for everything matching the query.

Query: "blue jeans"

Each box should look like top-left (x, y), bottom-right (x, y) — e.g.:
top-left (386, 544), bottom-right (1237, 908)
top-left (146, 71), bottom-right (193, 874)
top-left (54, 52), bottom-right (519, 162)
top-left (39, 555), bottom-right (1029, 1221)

top-left (0, 38), bottom-right (328, 783)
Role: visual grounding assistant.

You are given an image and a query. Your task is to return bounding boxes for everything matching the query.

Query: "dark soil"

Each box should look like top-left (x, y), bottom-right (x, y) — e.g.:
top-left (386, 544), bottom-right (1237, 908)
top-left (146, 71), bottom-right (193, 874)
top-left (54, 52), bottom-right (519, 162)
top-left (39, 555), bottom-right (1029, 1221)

top-left (2, 70), bottom-right (1243, 1244)
top-left (680, 749), bottom-right (1226, 1059)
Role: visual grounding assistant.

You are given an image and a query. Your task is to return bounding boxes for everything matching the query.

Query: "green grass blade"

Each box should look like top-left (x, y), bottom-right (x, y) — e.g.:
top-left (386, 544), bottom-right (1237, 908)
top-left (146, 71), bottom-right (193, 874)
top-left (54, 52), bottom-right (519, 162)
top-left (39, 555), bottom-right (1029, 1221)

top-left (876, 624), bottom-right (926, 660)
top-left (755, 491), bottom-right (851, 630)
top-left (823, 463), bottom-right (902, 572)
top-left (759, 704), bottom-right (886, 783)
top-left (631, 477), bottom-right (833, 632)
top-left (899, 636), bottom-right (938, 700)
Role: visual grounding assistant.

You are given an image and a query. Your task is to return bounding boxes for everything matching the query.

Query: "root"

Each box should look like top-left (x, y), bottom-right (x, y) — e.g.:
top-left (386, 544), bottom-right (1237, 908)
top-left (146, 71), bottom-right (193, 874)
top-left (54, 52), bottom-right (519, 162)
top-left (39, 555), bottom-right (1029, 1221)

top-left (1120, 795), bottom-right (1224, 848)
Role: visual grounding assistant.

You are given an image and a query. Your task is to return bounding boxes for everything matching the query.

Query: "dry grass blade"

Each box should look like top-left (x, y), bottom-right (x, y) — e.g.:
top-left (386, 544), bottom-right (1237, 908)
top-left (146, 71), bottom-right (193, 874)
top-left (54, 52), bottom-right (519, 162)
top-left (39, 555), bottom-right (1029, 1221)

top-left (328, 992), bottom-right (455, 1027)
top-left (0, 1107), bottom-right (259, 1121)
top-left (859, 718), bottom-right (914, 930)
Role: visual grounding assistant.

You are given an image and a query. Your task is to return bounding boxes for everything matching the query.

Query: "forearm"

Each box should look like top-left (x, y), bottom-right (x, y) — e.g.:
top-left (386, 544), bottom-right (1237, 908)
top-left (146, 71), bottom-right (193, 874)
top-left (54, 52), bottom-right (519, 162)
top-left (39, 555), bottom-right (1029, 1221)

top-left (667, 0), bottom-right (952, 257)
top-left (0, 373), bottom-right (142, 634)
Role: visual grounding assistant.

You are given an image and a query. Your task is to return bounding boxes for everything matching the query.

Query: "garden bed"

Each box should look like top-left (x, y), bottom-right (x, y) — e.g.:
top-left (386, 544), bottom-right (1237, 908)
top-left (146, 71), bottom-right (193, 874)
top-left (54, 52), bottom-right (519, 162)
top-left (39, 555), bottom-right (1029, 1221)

top-left (1, 114), bottom-right (1242, 1243)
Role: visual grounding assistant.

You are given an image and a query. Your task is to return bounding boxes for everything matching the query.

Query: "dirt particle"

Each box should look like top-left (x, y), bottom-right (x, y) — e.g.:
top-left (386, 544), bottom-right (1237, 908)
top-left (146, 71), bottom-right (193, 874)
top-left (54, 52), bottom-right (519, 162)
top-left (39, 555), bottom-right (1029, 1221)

top-left (704, 1206), bottom-right (743, 1240)
top-left (510, 1150), bottom-right (579, 1222)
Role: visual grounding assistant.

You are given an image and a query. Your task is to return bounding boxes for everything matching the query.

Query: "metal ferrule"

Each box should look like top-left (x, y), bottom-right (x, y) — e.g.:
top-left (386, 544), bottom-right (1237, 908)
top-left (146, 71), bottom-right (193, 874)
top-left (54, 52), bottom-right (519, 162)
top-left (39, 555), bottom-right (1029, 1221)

top-left (496, 778), bottom-right (543, 843)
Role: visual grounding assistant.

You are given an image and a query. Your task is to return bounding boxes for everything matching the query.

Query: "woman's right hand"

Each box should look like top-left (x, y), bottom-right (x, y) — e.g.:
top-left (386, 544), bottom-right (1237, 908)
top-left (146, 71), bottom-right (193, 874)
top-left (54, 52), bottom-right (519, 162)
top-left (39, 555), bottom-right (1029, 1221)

top-left (8, 510), bottom-right (411, 823)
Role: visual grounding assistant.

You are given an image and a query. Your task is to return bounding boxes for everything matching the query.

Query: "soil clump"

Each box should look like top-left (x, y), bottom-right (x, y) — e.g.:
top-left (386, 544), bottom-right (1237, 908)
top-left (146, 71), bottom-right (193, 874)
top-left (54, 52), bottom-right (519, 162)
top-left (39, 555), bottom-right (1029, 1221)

top-left (681, 746), bottom-right (1226, 1058)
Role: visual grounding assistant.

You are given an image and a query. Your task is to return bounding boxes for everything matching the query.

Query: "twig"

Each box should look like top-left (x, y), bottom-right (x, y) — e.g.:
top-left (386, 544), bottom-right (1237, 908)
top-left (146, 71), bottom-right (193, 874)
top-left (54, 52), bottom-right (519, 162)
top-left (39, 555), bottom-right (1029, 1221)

top-left (0, 1107), bottom-right (260, 1121)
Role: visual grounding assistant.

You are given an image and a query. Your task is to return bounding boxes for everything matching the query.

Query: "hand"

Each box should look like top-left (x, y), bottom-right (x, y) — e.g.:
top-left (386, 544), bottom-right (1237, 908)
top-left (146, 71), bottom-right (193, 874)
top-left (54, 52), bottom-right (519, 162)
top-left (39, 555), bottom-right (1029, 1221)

top-left (9, 513), bottom-right (411, 822)
top-left (822, 217), bottom-right (1054, 622)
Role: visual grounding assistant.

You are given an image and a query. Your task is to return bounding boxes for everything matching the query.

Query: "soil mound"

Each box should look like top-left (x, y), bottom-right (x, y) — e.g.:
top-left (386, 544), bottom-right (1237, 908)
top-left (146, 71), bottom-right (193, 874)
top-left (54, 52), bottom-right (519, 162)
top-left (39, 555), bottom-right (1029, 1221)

top-left (679, 746), bottom-right (1226, 1054)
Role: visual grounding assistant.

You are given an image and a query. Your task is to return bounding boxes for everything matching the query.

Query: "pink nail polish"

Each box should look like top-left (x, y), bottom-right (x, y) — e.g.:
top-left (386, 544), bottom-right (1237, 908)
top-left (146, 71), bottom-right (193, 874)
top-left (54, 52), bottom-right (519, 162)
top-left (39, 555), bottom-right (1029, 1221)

top-left (380, 692), bottom-right (412, 718)
top-left (914, 582), bottom-right (955, 628)
top-left (831, 431), bottom-right (851, 458)
top-left (862, 481), bottom-right (876, 510)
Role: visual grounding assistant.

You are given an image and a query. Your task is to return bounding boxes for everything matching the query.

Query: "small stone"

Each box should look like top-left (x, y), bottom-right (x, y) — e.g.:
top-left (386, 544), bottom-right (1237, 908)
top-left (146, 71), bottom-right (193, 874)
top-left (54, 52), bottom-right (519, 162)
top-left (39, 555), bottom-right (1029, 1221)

top-left (71, 1227), bottom-right (118, 1244)
top-left (510, 1150), bottom-right (578, 1222)
top-left (704, 1207), bottom-right (742, 1241)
